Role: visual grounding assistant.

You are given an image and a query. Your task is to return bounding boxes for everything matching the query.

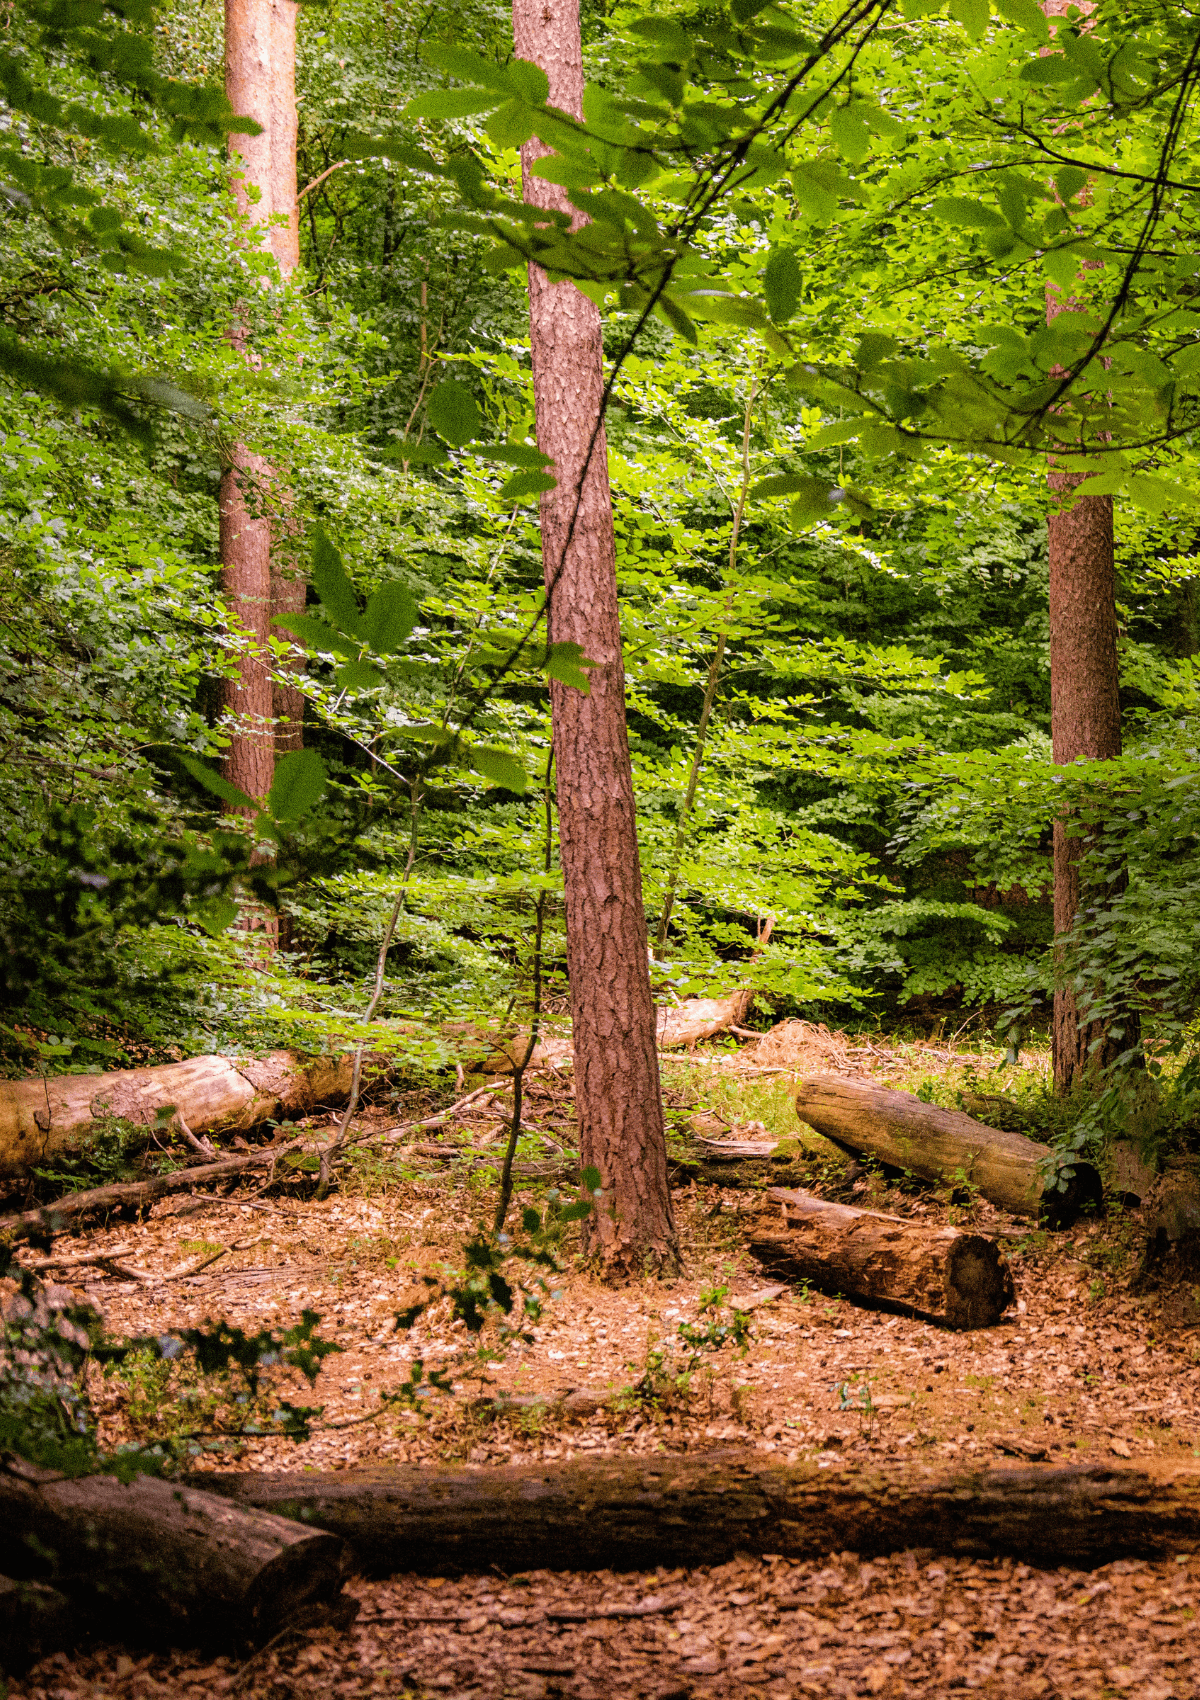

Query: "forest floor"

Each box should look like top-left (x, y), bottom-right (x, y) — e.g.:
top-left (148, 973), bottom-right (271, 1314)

top-left (8, 1035), bottom-right (1200, 1699)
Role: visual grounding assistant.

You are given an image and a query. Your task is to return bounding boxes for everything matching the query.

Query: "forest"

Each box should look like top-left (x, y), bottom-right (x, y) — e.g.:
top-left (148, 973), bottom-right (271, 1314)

top-left (2, 0), bottom-right (1200, 1695)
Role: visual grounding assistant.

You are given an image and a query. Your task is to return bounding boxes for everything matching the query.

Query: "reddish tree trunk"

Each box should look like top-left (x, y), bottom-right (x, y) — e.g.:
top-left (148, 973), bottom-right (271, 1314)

top-left (513, 0), bottom-right (676, 1270)
top-left (219, 444), bottom-right (275, 805)
top-left (268, 0), bottom-right (300, 277)
top-left (1048, 476), bottom-right (1126, 1090)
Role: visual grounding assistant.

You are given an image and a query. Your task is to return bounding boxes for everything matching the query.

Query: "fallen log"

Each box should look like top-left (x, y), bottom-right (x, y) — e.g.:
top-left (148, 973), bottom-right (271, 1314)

top-left (0, 1574), bottom-right (71, 1670)
top-left (0, 1460), bottom-right (347, 1641)
top-left (657, 990), bottom-right (753, 1051)
top-left (196, 1457), bottom-right (1200, 1572)
top-left (793, 1075), bottom-right (1101, 1224)
top-left (0, 1149), bottom-right (287, 1237)
top-left (749, 1187), bottom-right (1015, 1329)
top-left (0, 1050), bottom-right (368, 1179)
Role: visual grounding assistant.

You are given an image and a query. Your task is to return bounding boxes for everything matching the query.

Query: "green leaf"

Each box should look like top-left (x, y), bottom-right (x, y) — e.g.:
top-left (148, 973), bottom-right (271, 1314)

top-left (1055, 165), bottom-right (1089, 203)
top-left (427, 379), bottom-right (481, 446)
top-left (423, 46), bottom-right (513, 92)
top-left (1019, 54), bottom-right (1074, 84)
top-left (931, 196), bottom-right (1006, 230)
top-left (545, 641), bottom-right (593, 694)
top-left (581, 1165), bottom-right (602, 1191)
top-left (505, 58), bottom-right (550, 105)
top-left (628, 17), bottom-right (694, 61)
top-left (312, 529), bottom-right (365, 639)
top-left (403, 88), bottom-right (502, 120)
top-left (763, 247), bottom-right (801, 326)
top-left (806, 419), bottom-right (865, 449)
top-left (949, 0), bottom-right (990, 41)
top-left (830, 105), bottom-right (870, 163)
top-left (267, 750), bottom-right (328, 822)
top-left (655, 291), bottom-right (699, 344)
top-left (273, 611), bottom-right (360, 660)
top-left (363, 582), bottom-right (419, 653)
top-left (1044, 244), bottom-right (1082, 291)
top-left (992, 0), bottom-right (1049, 37)
top-left (193, 896), bottom-right (238, 937)
top-left (471, 747), bottom-right (527, 792)
top-left (485, 100), bottom-right (539, 149)
top-left (175, 751), bottom-right (256, 812)
top-left (750, 472), bottom-right (830, 501)
top-left (335, 660), bottom-right (386, 692)
top-left (383, 439), bottom-right (447, 466)
top-left (470, 442), bottom-right (552, 469)
top-left (791, 159), bottom-right (843, 225)
top-left (501, 469), bottom-right (557, 501)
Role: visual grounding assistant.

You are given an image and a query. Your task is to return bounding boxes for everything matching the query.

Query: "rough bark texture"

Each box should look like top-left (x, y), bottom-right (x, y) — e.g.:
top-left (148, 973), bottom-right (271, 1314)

top-left (268, 0), bottom-right (300, 276)
top-left (0, 1050), bottom-right (361, 1178)
top-left (1048, 472), bottom-right (1126, 1091)
top-left (793, 1075), bottom-right (1101, 1223)
top-left (199, 1457), bottom-right (1200, 1572)
top-left (219, 443), bottom-right (276, 807)
top-left (0, 1460), bottom-right (346, 1640)
top-left (0, 1152), bottom-right (281, 1235)
top-left (750, 1187), bottom-right (1016, 1329)
top-left (514, 0), bottom-right (674, 1270)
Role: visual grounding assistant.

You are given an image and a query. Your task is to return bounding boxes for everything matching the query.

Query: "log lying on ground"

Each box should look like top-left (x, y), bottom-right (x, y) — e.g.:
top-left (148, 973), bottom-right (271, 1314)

top-left (0, 1575), bottom-right (71, 1669)
top-left (197, 1456), bottom-right (1200, 1572)
top-left (749, 1187), bottom-right (1016, 1329)
top-left (657, 990), bottom-right (753, 1051)
top-left (794, 1075), bottom-right (1101, 1224)
top-left (0, 1459), bottom-right (347, 1641)
top-left (0, 1050), bottom-right (369, 1179)
top-left (0, 1149), bottom-right (293, 1237)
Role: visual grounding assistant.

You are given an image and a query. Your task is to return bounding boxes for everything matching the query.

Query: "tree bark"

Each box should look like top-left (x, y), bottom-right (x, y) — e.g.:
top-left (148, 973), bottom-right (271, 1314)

top-left (0, 1460), bottom-right (346, 1641)
top-left (749, 1187), bottom-right (1015, 1329)
top-left (198, 1456), bottom-right (1200, 1572)
top-left (793, 1075), bottom-right (1101, 1223)
top-left (1041, 0), bottom-right (1135, 1093)
top-left (514, 0), bottom-right (675, 1271)
top-left (0, 1050), bottom-right (362, 1178)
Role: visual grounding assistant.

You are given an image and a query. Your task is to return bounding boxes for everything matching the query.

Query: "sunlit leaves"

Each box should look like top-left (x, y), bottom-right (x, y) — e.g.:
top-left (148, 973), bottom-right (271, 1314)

top-left (427, 380), bottom-right (482, 446)
top-left (763, 247), bottom-right (801, 325)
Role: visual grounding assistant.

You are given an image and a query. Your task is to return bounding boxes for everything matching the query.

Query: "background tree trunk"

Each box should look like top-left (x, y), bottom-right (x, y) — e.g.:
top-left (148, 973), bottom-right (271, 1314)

top-left (513, 0), bottom-right (675, 1270)
top-left (1040, 3), bottom-right (1138, 1094)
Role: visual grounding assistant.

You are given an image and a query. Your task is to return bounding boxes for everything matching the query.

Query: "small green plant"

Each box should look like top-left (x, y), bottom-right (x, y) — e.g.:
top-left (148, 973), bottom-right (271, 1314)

top-left (836, 1380), bottom-right (876, 1427)
top-left (626, 1284), bottom-right (753, 1410)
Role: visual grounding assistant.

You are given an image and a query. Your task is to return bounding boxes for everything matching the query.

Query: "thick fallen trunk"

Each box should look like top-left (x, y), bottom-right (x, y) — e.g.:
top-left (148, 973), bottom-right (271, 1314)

top-left (197, 1457), bottom-right (1200, 1572)
top-left (0, 1150), bottom-right (286, 1236)
top-left (0, 1575), bottom-right (71, 1669)
top-left (657, 991), bottom-right (753, 1051)
top-left (749, 1187), bottom-right (1015, 1329)
top-left (794, 1075), bottom-right (1101, 1223)
top-left (0, 1460), bottom-right (346, 1640)
top-left (0, 1051), bottom-right (364, 1179)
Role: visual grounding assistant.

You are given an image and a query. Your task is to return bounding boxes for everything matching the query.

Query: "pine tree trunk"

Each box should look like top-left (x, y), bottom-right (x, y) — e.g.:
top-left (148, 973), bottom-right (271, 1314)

top-left (513, 0), bottom-right (675, 1271)
top-left (1048, 476), bottom-right (1125, 1091)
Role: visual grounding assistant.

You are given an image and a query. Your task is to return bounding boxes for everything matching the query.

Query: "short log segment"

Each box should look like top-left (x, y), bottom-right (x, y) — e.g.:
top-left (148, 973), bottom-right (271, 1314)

top-left (0, 1051), bottom-right (363, 1179)
top-left (749, 1188), bottom-right (1015, 1329)
top-left (793, 1075), bottom-right (1101, 1223)
top-left (198, 1457), bottom-right (1200, 1572)
top-left (0, 1462), bottom-right (347, 1640)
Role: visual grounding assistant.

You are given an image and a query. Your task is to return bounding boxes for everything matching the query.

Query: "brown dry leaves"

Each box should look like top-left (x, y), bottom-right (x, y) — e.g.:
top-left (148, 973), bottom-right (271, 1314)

top-left (12, 1549), bottom-right (1199, 1699)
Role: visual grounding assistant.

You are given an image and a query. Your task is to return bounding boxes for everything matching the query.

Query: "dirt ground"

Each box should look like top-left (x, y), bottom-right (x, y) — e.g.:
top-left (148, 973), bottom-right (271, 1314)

top-left (7, 1040), bottom-right (1200, 1698)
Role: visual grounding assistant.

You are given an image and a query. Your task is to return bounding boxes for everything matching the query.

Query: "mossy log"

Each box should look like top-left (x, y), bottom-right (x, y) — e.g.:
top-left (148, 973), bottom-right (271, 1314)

top-left (0, 1460), bottom-right (346, 1641)
top-left (749, 1187), bottom-right (1015, 1328)
top-left (0, 1051), bottom-right (365, 1179)
top-left (196, 1457), bottom-right (1200, 1573)
top-left (793, 1075), bottom-right (1101, 1223)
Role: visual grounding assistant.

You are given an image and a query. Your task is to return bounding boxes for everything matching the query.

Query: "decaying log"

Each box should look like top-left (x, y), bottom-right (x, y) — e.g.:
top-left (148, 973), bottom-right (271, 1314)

top-left (794, 1075), bottom-right (1101, 1223)
top-left (657, 990), bottom-right (753, 1051)
top-left (1135, 1158), bottom-right (1200, 1286)
top-left (0, 1460), bottom-right (346, 1640)
top-left (198, 1456), bottom-right (1200, 1572)
top-left (0, 1574), bottom-right (71, 1669)
top-left (0, 1050), bottom-right (369, 1179)
top-left (0, 1150), bottom-right (287, 1237)
top-left (749, 1187), bottom-right (1016, 1329)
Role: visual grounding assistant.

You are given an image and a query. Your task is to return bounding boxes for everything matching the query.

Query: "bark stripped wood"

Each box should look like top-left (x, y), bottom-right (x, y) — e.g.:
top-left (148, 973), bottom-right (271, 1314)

top-left (749, 1187), bottom-right (1016, 1329)
top-left (515, 0), bottom-right (675, 1271)
top-left (0, 1151), bottom-right (291, 1237)
top-left (0, 1459), bottom-right (346, 1641)
top-left (793, 1075), bottom-right (1101, 1223)
top-left (197, 1456), bottom-right (1200, 1573)
top-left (656, 990), bottom-right (753, 1052)
top-left (0, 1050), bottom-right (364, 1178)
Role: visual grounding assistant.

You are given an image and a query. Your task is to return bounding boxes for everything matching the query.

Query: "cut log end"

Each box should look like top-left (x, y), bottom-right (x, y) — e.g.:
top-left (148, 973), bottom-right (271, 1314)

top-left (944, 1234), bottom-right (1018, 1329)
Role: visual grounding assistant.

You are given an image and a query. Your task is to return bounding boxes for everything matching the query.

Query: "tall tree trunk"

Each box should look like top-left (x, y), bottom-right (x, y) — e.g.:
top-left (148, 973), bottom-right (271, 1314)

top-left (1041, 0), bottom-right (1136, 1092)
top-left (266, 0), bottom-right (305, 769)
top-left (513, 0), bottom-right (676, 1271)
